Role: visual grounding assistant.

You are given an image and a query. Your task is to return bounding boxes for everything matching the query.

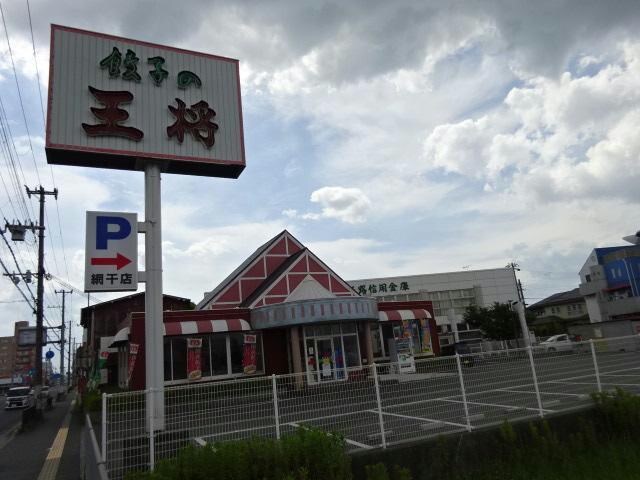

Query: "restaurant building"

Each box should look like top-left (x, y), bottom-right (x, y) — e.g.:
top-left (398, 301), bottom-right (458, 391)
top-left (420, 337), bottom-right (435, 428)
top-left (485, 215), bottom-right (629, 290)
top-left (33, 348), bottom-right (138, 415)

top-left (119, 231), bottom-right (438, 389)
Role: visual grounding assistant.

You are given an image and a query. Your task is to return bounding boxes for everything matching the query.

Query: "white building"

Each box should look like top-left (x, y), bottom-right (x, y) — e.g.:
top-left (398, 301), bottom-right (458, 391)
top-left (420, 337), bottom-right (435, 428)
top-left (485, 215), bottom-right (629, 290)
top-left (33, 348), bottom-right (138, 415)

top-left (348, 268), bottom-right (521, 342)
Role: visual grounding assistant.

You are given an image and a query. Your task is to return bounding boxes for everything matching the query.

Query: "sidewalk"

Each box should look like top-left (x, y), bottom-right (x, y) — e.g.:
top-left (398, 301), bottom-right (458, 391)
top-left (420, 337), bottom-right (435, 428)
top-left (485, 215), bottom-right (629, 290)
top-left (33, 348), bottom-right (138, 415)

top-left (0, 393), bottom-right (82, 480)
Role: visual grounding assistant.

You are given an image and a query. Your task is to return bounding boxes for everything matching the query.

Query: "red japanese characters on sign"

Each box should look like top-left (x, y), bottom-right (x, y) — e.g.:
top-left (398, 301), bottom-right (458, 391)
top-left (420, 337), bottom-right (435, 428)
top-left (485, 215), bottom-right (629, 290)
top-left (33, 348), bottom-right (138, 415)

top-left (46, 25), bottom-right (245, 178)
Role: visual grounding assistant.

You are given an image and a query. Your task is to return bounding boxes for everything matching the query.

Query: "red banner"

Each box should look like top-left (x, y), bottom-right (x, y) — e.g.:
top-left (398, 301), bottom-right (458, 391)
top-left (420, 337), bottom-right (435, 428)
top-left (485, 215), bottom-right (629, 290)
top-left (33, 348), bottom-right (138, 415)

top-left (242, 334), bottom-right (257, 374)
top-left (127, 343), bottom-right (139, 385)
top-left (187, 338), bottom-right (202, 381)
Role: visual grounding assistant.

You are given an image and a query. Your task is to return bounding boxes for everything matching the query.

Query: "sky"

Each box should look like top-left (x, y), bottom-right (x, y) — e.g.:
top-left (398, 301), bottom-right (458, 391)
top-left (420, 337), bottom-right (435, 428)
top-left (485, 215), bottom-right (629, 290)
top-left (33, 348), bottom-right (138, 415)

top-left (1, 0), bottom-right (640, 351)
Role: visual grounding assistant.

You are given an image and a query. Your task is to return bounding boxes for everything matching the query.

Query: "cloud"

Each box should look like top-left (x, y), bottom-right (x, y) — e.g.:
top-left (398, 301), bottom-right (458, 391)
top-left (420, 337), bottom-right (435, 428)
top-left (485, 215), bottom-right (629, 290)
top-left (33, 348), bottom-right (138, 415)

top-left (422, 41), bottom-right (640, 205)
top-left (282, 187), bottom-right (372, 224)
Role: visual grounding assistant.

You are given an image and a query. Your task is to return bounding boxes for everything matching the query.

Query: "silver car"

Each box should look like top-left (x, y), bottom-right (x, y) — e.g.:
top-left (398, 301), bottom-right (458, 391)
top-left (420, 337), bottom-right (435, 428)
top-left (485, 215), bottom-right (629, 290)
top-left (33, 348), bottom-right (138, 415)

top-left (540, 334), bottom-right (574, 353)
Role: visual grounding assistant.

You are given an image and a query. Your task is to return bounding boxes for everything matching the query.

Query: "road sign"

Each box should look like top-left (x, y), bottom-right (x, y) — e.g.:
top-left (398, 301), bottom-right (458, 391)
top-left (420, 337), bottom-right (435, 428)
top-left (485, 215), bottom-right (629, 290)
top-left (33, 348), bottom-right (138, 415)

top-left (45, 25), bottom-right (245, 178)
top-left (46, 350), bottom-right (54, 359)
top-left (85, 211), bottom-right (138, 292)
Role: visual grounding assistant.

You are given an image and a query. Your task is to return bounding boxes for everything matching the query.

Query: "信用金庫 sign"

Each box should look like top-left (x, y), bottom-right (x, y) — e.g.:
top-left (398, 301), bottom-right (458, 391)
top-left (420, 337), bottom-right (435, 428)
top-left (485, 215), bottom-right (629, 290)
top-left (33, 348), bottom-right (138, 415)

top-left (45, 25), bottom-right (245, 178)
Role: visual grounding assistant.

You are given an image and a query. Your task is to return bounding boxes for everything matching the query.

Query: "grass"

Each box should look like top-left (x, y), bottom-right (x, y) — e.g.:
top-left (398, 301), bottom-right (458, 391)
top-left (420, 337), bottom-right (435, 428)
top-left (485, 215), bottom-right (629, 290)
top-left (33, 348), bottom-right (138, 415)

top-left (464, 438), bottom-right (640, 480)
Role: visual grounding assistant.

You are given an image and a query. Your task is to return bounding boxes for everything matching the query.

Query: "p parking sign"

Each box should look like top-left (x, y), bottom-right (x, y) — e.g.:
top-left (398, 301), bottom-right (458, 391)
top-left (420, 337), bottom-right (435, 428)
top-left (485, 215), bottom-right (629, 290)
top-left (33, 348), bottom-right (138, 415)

top-left (85, 211), bottom-right (138, 292)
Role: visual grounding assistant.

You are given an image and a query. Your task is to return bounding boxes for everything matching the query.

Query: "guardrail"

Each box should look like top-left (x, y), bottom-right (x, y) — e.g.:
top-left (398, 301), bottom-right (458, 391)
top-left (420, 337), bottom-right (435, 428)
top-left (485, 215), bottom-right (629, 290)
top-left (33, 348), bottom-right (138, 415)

top-left (102, 334), bottom-right (640, 479)
top-left (83, 413), bottom-right (109, 480)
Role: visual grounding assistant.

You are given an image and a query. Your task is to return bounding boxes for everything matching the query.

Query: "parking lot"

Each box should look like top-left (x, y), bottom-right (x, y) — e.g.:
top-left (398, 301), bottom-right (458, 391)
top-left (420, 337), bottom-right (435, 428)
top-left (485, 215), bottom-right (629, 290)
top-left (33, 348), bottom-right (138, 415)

top-left (104, 336), bottom-right (640, 479)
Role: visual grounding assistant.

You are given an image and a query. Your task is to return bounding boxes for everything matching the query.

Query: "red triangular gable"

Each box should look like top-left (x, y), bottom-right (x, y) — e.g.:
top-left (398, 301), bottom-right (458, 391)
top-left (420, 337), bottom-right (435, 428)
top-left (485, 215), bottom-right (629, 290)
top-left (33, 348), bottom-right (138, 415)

top-left (203, 230), bottom-right (355, 310)
top-left (246, 248), bottom-right (357, 307)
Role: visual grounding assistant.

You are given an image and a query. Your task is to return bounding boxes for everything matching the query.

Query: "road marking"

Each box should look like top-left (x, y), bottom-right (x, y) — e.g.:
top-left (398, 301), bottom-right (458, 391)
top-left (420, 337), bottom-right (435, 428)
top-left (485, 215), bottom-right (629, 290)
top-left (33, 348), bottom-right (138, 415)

top-left (548, 380), bottom-right (640, 387)
top-left (496, 388), bottom-right (587, 398)
top-left (440, 397), bottom-right (555, 413)
top-left (37, 399), bottom-right (75, 480)
top-left (366, 409), bottom-right (469, 429)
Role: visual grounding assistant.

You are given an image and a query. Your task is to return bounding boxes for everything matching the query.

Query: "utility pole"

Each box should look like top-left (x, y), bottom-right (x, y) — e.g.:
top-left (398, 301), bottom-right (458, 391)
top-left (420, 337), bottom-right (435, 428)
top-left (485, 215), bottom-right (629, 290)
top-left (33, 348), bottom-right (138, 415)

top-left (55, 289), bottom-right (72, 384)
top-left (507, 262), bottom-right (530, 347)
top-left (68, 319), bottom-right (73, 387)
top-left (26, 186), bottom-right (58, 394)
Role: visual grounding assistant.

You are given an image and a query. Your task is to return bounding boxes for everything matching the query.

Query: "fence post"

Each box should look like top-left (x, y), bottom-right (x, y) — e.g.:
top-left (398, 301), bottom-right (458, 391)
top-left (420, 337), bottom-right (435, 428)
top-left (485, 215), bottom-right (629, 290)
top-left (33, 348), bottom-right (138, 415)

top-left (272, 374), bottom-right (281, 439)
top-left (101, 393), bottom-right (107, 463)
top-left (526, 346), bottom-right (544, 418)
top-left (455, 354), bottom-right (472, 432)
top-left (372, 364), bottom-right (387, 448)
top-left (149, 389), bottom-right (155, 471)
top-left (590, 339), bottom-right (602, 393)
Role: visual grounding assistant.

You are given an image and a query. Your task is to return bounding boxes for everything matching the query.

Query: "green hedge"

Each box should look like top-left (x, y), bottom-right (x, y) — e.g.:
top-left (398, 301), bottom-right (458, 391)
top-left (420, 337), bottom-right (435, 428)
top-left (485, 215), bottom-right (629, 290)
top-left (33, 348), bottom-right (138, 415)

top-left (127, 428), bottom-right (352, 480)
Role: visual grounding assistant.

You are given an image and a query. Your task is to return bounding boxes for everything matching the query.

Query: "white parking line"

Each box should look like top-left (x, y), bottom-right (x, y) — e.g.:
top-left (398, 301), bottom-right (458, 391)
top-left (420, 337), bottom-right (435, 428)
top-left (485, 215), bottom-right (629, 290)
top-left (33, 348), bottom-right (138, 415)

top-left (366, 409), bottom-right (468, 429)
top-left (496, 388), bottom-right (587, 398)
top-left (548, 380), bottom-right (640, 387)
top-left (440, 397), bottom-right (555, 413)
top-left (288, 422), bottom-right (374, 450)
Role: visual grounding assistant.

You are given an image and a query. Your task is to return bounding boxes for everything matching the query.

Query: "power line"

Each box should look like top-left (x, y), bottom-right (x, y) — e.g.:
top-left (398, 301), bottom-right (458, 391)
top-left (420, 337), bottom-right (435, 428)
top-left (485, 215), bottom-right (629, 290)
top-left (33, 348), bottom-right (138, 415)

top-left (24, 0), bottom-right (45, 125)
top-left (0, 1), bottom-right (41, 185)
top-left (23, 0), bottom-right (70, 284)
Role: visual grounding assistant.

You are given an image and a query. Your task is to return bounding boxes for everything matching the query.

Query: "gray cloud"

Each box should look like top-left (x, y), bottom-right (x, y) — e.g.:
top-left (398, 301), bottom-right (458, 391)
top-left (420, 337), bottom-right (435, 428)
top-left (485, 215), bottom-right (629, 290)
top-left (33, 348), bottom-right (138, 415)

top-left (6, 0), bottom-right (640, 86)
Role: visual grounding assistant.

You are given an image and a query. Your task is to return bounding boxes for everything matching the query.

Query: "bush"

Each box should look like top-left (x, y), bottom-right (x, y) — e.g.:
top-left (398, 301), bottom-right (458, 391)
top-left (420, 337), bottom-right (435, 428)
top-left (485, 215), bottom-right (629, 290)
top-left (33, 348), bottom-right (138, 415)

top-left (127, 427), bottom-right (352, 480)
top-left (82, 389), bottom-right (102, 412)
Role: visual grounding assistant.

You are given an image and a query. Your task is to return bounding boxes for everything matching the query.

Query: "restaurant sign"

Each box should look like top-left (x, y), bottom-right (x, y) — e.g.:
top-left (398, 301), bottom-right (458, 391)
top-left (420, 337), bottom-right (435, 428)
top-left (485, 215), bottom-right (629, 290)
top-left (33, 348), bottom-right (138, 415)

top-left (45, 25), bottom-right (245, 178)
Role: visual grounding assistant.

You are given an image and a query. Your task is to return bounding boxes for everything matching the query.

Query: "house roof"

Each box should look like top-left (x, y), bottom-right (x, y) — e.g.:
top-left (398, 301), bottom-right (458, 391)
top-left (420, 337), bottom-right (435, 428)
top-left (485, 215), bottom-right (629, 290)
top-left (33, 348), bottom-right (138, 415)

top-left (196, 230), bottom-right (294, 309)
top-left (197, 230), bottom-right (359, 310)
top-left (528, 288), bottom-right (584, 310)
top-left (239, 248), bottom-right (307, 307)
top-left (80, 292), bottom-right (193, 326)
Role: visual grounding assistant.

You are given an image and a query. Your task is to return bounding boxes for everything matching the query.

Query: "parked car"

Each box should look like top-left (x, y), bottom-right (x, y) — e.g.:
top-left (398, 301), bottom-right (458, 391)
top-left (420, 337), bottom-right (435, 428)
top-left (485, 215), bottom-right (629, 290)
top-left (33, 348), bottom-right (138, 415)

top-left (539, 334), bottom-right (574, 353)
top-left (441, 341), bottom-right (476, 366)
top-left (5, 386), bottom-right (33, 410)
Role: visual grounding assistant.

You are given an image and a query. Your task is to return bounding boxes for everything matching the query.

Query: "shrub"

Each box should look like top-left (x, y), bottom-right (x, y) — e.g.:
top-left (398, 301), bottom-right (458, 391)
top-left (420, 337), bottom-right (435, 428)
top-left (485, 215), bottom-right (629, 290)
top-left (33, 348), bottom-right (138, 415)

top-left (127, 427), bottom-right (351, 480)
top-left (82, 389), bottom-right (102, 412)
top-left (364, 464), bottom-right (412, 480)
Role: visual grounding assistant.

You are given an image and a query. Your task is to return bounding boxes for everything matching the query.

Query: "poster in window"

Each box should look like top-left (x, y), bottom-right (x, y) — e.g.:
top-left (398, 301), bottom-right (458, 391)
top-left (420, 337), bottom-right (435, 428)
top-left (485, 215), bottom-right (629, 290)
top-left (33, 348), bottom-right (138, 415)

top-left (242, 334), bottom-right (257, 374)
top-left (187, 338), bottom-right (202, 381)
top-left (420, 319), bottom-right (434, 355)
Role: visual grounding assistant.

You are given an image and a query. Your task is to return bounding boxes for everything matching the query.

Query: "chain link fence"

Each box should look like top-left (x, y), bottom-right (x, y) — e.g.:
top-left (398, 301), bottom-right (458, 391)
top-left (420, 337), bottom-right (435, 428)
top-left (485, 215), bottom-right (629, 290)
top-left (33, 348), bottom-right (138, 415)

top-left (102, 334), bottom-right (640, 479)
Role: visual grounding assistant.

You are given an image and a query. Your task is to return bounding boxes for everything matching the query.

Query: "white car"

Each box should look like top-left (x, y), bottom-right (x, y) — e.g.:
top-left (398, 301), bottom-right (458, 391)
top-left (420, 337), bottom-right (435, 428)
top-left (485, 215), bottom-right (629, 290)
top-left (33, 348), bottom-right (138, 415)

top-left (5, 386), bottom-right (34, 410)
top-left (539, 334), bottom-right (574, 353)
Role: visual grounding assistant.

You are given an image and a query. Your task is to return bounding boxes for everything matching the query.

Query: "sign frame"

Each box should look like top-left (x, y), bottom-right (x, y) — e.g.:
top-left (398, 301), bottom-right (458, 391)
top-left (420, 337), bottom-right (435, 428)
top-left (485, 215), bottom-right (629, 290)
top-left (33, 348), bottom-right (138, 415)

top-left (85, 211), bottom-right (138, 292)
top-left (45, 24), bottom-right (246, 178)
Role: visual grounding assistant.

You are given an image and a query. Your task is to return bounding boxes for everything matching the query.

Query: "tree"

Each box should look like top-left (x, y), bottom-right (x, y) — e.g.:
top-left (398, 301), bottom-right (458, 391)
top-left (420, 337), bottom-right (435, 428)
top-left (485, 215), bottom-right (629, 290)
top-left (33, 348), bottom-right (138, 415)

top-left (464, 302), bottom-right (524, 340)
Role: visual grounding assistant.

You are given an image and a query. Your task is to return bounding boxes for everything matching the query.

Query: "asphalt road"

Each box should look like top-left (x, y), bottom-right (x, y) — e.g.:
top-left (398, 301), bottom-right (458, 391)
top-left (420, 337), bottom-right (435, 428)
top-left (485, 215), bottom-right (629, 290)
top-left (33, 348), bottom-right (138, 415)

top-left (0, 393), bottom-right (78, 480)
top-left (0, 396), bottom-right (23, 442)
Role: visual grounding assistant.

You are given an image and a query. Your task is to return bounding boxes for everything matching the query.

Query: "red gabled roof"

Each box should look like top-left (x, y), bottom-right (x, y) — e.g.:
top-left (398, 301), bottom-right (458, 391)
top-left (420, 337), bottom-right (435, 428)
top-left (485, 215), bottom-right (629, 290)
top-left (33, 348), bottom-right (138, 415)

top-left (197, 230), bottom-right (358, 310)
top-left (196, 230), bottom-right (304, 310)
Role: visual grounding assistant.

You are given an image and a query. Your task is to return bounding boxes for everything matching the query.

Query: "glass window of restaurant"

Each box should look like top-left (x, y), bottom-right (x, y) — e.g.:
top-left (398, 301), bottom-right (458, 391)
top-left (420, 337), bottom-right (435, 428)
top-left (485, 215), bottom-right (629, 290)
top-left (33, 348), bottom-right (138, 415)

top-left (163, 332), bottom-right (264, 384)
top-left (303, 322), bottom-right (361, 383)
top-left (373, 319), bottom-right (434, 358)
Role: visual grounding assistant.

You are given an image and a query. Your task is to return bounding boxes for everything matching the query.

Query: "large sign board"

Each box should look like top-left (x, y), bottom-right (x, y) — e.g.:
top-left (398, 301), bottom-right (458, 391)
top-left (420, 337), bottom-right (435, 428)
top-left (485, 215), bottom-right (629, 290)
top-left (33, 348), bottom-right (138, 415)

top-left (85, 211), bottom-right (138, 292)
top-left (17, 327), bottom-right (47, 346)
top-left (46, 25), bottom-right (245, 178)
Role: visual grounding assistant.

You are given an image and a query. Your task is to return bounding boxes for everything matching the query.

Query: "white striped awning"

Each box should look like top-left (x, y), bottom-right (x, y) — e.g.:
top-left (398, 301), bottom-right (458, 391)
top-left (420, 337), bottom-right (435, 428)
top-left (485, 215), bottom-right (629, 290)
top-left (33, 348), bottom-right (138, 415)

top-left (108, 327), bottom-right (130, 348)
top-left (163, 319), bottom-right (251, 336)
top-left (378, 309), bottom-right (432, 322)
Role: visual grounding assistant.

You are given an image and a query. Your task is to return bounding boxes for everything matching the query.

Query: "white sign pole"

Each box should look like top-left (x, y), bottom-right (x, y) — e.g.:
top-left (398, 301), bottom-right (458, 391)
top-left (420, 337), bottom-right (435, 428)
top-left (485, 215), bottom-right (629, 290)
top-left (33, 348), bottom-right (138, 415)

top-left (144, 161), bottom-right (165, 431)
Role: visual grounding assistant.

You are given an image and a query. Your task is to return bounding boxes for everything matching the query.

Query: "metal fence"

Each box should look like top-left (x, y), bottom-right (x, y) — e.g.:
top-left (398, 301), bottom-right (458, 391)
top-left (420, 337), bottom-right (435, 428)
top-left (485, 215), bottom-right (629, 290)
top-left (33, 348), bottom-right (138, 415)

top-left (102, 334), bottom-right (640, 479)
